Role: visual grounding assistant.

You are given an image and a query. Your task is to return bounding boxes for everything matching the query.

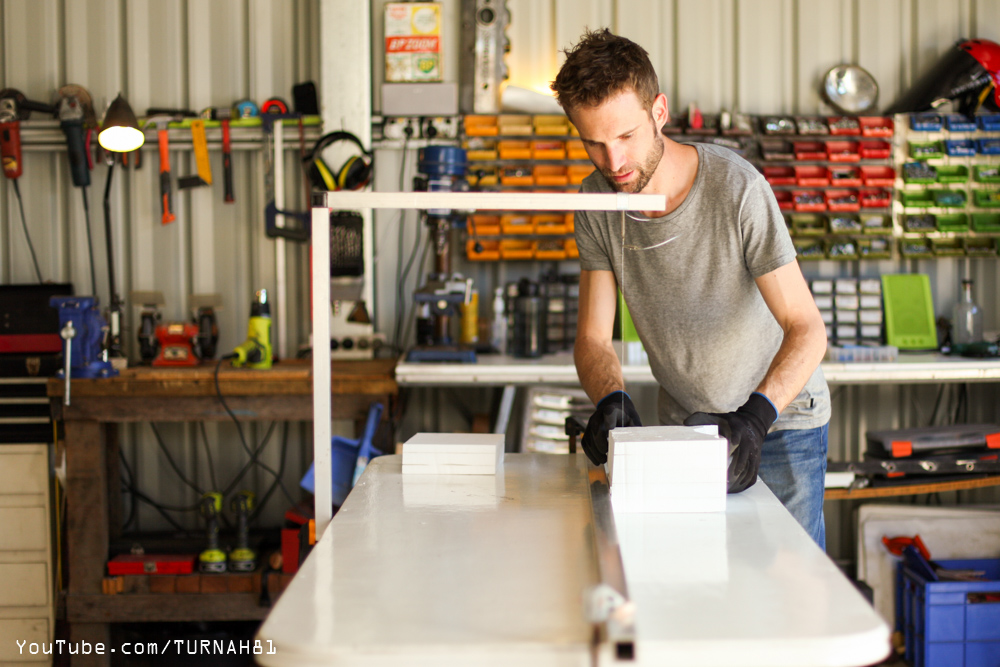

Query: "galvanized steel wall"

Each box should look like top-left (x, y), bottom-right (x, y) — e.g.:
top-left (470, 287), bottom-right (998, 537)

top-left (2, 0), bottom-right (999, 553)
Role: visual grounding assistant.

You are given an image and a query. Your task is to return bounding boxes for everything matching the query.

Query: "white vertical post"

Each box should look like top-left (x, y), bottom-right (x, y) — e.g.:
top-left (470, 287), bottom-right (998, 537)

top-left (274, 122), bottom-right (288, 360)
top-left (312, 205), bottom-right (333, 537)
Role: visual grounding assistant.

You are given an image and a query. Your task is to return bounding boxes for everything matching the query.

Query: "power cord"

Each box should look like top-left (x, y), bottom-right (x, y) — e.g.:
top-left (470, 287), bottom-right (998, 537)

top-left (10, 179), bottom-right (44, 283)
top-left (214, 357), bottom-right (299, 506)
top-left (149, 423), bottom-right (204, 495)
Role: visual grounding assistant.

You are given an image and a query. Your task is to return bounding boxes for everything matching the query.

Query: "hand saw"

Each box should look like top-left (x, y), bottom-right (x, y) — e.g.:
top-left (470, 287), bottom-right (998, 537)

top-left (177, 119), bottom-right (212, 189)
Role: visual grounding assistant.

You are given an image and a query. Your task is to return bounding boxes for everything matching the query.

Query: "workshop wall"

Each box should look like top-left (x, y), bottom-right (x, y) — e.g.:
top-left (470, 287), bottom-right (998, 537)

top-left (0, 0), bottom-right (326, 530)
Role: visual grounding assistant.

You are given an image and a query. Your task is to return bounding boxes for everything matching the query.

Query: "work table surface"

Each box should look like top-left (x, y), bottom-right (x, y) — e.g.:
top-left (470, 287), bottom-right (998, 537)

top-left (395, 351), bottom-right (1000, 385)
top-left (256, 453), bottom-right (889, 667)
top-left (47, 359), bottom-right (397, 422)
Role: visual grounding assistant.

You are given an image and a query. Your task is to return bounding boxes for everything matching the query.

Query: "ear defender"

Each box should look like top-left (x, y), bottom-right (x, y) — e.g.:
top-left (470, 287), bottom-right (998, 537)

top-left (305, 131), bottom-right (373, 191)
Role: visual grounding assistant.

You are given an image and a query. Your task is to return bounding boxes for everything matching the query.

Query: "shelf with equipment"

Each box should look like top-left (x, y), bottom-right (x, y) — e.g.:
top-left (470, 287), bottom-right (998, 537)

top-left (756, 115), bottom-right (898, 262)
top-left (892, 112), bottom-right (1000, 258)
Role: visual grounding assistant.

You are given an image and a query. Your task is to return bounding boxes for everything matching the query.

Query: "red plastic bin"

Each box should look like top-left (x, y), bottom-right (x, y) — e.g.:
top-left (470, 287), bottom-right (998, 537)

top-left (795, 166), bottom-right (830, 186)
top-left (826, 141), bottom-right (860, 162)
top-left (764, 166), bottom-right (796, 186)
top-left (859, 116), bottom-right (894, 137)
top-left (827, 117), bottom-right (861, 135)
top-left (860, 166), bottom-right (896, 187)
top-left (860, 141), bottom-right (892, 159)
top-left (829, 166), bottom-right (862, 187)
top-left (793, 190), bottom-right (826, 212)
top-left (860, 189), bottom-right (891, 208)
top-left (793, 141), bottom-right (826, 161)
top-left (825, 189), bottom-right (860, 212)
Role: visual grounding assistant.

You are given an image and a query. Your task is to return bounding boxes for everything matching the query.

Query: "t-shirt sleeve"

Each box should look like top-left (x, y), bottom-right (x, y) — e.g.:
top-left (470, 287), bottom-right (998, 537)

top-left (573, 209), bottom-right (614, 272)
top-left (740, 175), bottom-right (797, 278)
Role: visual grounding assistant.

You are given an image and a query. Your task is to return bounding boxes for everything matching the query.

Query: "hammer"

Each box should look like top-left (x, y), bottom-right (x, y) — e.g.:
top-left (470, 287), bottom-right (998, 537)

top-left (145, 113), bottom-right (177, 224)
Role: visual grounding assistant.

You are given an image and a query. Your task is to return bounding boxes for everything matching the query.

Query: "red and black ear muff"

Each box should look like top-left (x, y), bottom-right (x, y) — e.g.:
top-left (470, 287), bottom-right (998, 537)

top-left (305, 131), bottom-right (373, 191)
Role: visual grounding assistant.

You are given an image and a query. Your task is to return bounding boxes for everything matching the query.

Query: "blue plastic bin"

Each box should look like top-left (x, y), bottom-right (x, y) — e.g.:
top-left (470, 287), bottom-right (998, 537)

top-left (978, 114), bottom-right (1000, 132)
top-left (944, 115), bottom-right (977, 132)
top-left (901, 558), bottom-right (1000, 667)
top-left (911, 114), bottom-right (943, 131)
top-left (300, 402), bottom-right (384, 506)
top-left (945, 140), bottom-right (976, 157)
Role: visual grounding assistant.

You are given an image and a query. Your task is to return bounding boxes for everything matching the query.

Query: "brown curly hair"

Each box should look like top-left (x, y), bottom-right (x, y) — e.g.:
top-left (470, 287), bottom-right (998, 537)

top-left (550, 28), bottom-right (660, 114)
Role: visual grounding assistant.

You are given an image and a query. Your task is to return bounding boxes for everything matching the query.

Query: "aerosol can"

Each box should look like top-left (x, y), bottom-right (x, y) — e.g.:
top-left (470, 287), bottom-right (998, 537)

top-left (232, 289), bottom-right (272, 369)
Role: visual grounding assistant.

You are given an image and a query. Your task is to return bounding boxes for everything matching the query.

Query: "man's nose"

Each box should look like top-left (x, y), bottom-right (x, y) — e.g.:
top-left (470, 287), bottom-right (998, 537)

top-left (607, 145), bottom-right (627, 172)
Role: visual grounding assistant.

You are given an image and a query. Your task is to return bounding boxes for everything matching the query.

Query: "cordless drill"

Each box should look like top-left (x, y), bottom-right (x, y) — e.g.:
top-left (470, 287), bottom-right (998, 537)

top-left (198, 492), bottom-right (226, 574)
top-left (231, 289), bottom-right (272, 369)
top-left (228, 490), bottom-right (257, 572)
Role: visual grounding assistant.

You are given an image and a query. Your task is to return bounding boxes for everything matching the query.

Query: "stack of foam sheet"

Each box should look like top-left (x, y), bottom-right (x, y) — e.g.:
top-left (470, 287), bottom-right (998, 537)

top-left (401, 433), bottom-right (505, 475)
top-left (608, 425), bottom-right (727, 513)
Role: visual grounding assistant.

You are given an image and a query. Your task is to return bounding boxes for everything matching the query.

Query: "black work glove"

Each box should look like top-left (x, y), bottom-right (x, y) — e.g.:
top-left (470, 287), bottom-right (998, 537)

top-left (683, 392), bottom-right (778, 494)
top-left (582, 391), bottom-right (642, 465)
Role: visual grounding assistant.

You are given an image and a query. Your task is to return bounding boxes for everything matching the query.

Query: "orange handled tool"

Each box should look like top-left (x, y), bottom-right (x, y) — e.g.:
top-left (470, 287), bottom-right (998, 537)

top-left (146, 115), bottom-right (175, 224)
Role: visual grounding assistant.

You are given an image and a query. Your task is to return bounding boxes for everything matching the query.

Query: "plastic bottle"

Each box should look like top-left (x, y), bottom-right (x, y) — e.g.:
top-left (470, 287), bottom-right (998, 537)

top-left (460, 290), bottom-right (479, 345)
top-left (491, 287), bottom-right (507, 354)
top-left (952, 279), bottom-right (983, 345)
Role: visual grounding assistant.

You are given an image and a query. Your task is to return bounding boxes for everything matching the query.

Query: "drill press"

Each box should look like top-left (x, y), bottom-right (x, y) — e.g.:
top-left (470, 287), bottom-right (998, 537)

top-left (406, 146), bottom-right (477, 363)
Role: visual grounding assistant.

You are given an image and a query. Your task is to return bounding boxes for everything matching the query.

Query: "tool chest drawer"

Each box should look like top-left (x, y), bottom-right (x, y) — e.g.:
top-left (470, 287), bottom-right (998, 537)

top-left (0, 563), bottom-right (48, 607)
top-left (0, 447), bottom-right (48, 496)
top-left (0, 618), bottom-right (50, 662)
top-left (0, 507), bottom-right (47, 552)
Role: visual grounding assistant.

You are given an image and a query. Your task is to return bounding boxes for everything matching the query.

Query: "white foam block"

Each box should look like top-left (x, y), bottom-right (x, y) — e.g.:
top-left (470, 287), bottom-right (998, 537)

top-left (402, 462), bottom-right (500, 475)
top-left (606, 425), bottom-right (727, 513)
top-left (402, 432), bottom-right (505, 453)
top-left (401, 433), bottom-right (504, 475)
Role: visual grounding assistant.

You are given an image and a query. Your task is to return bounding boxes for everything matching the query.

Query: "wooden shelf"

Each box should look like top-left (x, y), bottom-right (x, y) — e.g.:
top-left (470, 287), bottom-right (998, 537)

top-left (824, 474), bottom-right (1000, 500)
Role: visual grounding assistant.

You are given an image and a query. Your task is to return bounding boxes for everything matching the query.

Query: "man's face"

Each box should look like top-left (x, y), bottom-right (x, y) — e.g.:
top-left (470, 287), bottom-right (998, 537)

top-left (570, 90), bottom-right (666, 193)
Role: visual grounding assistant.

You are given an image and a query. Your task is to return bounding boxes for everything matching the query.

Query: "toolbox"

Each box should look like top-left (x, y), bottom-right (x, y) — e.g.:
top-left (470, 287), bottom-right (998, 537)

top-left (900, 557), bottom-right (1000, 667)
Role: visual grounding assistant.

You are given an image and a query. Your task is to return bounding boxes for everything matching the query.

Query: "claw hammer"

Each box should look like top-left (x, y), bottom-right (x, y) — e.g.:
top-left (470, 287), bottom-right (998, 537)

top-left (145, 114), bottom-right (176, 224)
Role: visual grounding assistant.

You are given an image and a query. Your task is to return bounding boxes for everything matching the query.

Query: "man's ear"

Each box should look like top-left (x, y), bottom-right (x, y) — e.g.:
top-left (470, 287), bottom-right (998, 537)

top-left (652, 93), bottom-right (669, 131)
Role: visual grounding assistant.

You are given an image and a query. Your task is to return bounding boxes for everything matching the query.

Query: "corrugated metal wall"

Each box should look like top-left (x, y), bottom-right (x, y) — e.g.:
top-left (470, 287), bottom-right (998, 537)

top-left (2, 0), bottom-right (998, 556)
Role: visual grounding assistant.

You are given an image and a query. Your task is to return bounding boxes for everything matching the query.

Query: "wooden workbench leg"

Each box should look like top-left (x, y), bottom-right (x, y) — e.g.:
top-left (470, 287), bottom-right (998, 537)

top-left (65, 420), bottom-right (110, 667)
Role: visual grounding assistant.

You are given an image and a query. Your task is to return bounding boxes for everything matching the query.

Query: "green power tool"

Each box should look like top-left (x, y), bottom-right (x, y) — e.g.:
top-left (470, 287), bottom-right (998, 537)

top-left (229, 490), bottom-right (257, 572)
top-left (232, 289), bottom-right (272, 369)
top-left (198, 492), bottom-right (226, 573)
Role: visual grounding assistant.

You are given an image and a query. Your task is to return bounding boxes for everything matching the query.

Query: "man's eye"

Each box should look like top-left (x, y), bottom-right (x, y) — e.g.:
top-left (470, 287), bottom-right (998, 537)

top-left (622, 134), bottom-right (633, 140)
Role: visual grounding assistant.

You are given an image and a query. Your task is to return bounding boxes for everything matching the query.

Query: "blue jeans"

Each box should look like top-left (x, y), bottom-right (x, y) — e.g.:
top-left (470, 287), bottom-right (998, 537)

top-left (757, 423), bottom-right (828, 550)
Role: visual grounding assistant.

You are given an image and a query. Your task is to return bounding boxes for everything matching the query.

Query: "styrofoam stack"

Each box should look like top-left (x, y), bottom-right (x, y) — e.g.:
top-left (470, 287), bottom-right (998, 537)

top-left (607, 425), bottom-right (727, 513)
top-left (401, 433), bottom-right (504, 475)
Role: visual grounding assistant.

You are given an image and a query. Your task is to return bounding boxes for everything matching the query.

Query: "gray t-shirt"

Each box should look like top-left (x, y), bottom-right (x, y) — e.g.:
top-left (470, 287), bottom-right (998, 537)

top-left (575, 143), bottom-right (830, 431)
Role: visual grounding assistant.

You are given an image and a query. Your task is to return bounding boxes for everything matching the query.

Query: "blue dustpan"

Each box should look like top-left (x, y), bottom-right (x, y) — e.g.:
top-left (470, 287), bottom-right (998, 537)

top-left (300, 402), bottom-right (384, 506)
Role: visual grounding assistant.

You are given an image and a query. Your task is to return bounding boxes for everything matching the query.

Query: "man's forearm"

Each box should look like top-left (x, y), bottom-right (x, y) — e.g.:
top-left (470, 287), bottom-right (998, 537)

top-left (574, 335), bottom-right (625, 405)
top-left (755, 319), bottom-right (827, 413)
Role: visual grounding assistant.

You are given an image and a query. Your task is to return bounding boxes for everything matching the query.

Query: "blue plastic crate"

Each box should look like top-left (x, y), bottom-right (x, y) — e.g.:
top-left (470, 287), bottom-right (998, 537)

top-left (978, 139), bottom-right (1000, 156)
top-left (978, 114), bottom-right (1000, 132)
top-left (945, 140), bottom-right (977, 157)
top-left (944, 115), bottom-right (977, 132)
top-left (911, 114), bottom-right (943, 131)
top-left (901, 558), bottom-right (1000, 667)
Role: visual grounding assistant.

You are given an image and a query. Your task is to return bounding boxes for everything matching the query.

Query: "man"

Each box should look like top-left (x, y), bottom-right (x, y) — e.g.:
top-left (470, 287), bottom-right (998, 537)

top-left (551, 29), bottom-right (831, 547)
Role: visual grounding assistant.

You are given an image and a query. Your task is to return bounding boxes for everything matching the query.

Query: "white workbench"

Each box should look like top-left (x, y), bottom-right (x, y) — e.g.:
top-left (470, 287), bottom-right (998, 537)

top-left (395, 351), bottom-right (1000, 386)
top-left (256, 453), bottom-right (889, 667)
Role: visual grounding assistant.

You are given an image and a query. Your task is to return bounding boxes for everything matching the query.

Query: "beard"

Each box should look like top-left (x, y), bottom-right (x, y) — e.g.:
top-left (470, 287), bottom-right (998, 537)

top-left (599, 130), bottom-right (665, 193)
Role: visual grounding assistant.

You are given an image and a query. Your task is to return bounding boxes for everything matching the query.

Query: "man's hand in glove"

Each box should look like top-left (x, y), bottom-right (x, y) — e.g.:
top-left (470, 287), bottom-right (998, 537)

top-left (582, 390), bottom-right (642, 465)
top-left (683, 392), bottom-right (778, 493)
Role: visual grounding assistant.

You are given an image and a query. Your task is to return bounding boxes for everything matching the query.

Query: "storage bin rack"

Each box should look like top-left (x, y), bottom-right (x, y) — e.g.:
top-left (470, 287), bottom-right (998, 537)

top-left (896, 112), bottom-right (1000, 258)
top-left (900, 557), bottom-right (1000, 667)
top-left (761, 115), bottom-right (897, 262)
top-left (462, 114), bottom-right (592, 262)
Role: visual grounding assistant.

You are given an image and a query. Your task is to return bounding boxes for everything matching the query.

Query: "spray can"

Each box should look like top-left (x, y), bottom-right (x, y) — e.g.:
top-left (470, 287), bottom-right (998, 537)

top-left (460, 290), bottom-right (479, 345)
top-left (491, 287), bottom-right (507, 354)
